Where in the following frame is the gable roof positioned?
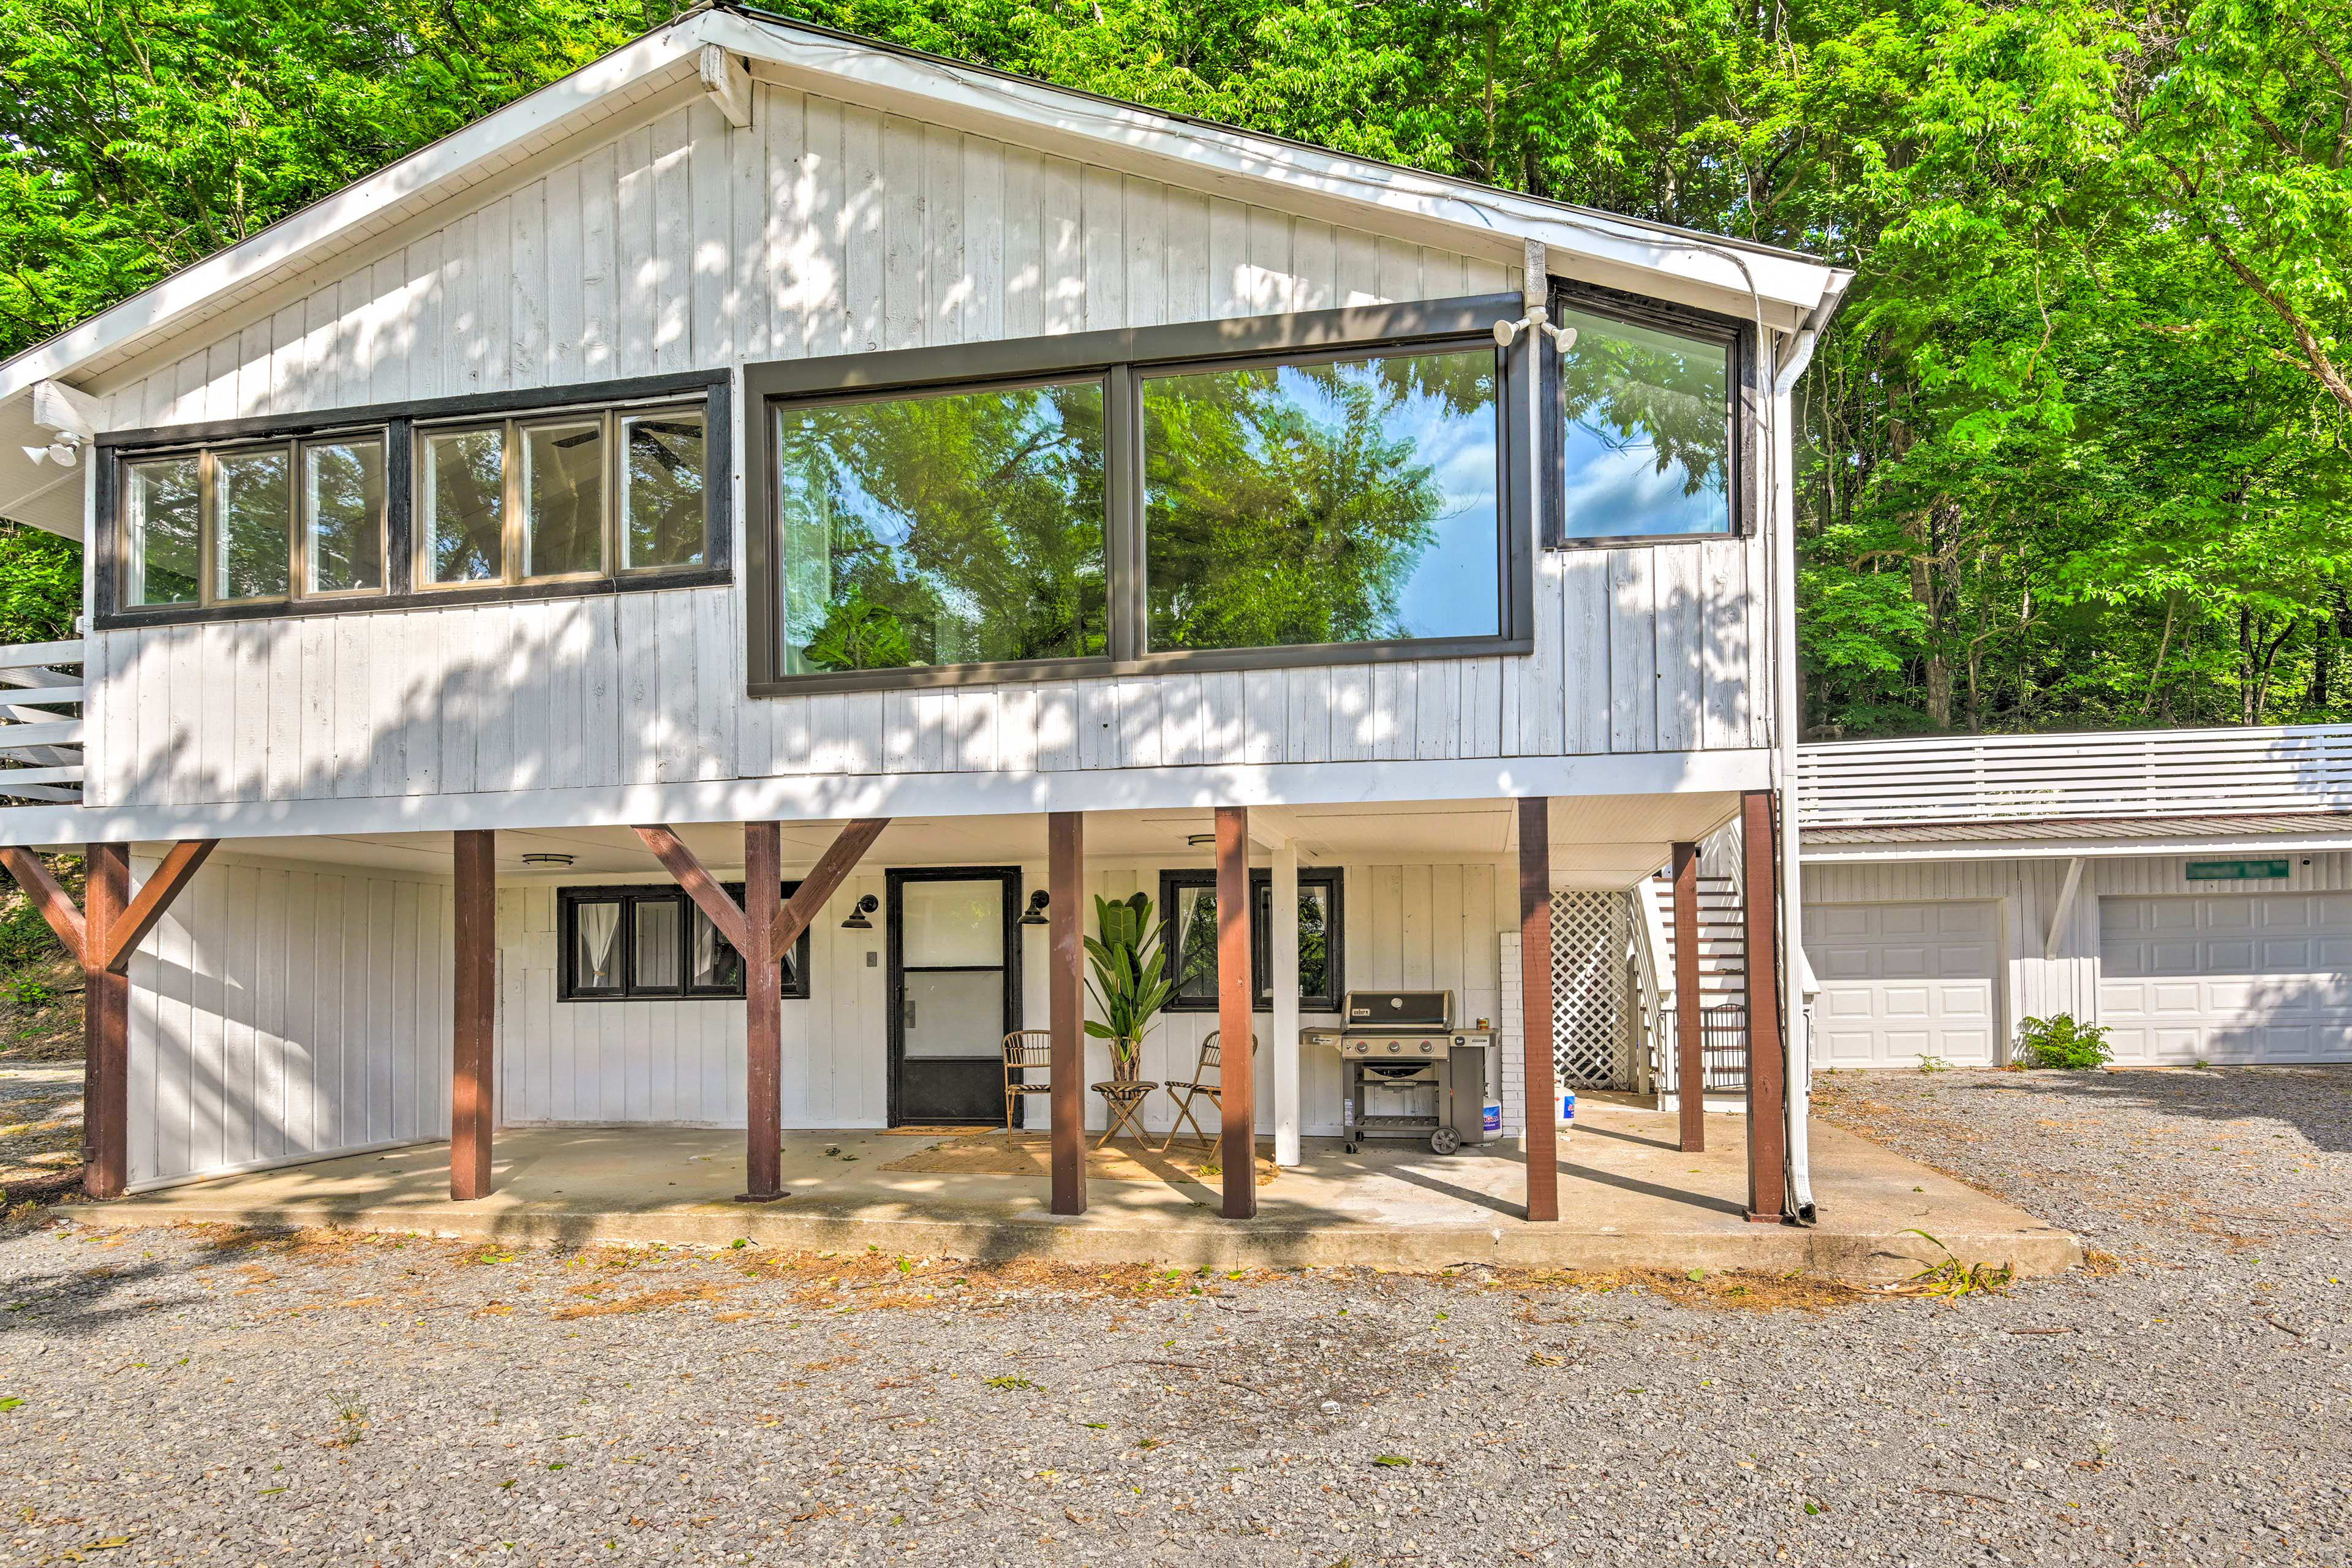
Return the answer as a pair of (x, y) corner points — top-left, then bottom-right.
(0, 2), (1847, 538)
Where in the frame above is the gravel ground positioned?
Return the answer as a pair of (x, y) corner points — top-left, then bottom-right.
(0, 1061), (83, 1199)
(1, 1066), (2347, 1566)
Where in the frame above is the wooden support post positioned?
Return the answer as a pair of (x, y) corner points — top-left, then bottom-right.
(1047, 812), (1086, 1215)
(1741, 790), (1788, 1224)
(1671, 840), (1705, 1154)
(742, 821), (785, 1203)
(1518, 797), (1560, 1223)
(775, 818), (888, 952)
(83, 846), (129, 1202)
(451, 831), (496, 1201)
(1215, 805), (1256, 1220)
(1268, 838), (1302, 1168)
(2, 840), (214, 1200)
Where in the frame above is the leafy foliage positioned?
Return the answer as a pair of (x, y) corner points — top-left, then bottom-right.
(1083, 892), (1173, 1065)
(2, 0), (2348, 731)
(2017, 1012), (2116, 1069)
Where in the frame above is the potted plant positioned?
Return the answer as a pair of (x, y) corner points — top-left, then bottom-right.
(1084, 892), (1174, 1083)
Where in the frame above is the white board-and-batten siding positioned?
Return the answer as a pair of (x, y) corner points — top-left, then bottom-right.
(495, 860), (1509, 1139)
(124, 856), (452, 1191)
(1803, 850), (2352, 1064)
(83, 77), (1768, 813)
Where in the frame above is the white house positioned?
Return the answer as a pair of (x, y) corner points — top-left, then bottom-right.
(0, 6), (1848, 1225)
(1800, 726), (2352, 1069)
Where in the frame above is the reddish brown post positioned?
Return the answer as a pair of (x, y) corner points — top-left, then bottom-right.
(1215, 805), (1256, 1220)
(1047, 812), (1087, 1215)
(450, 830), (496, 1201)
(1671, 840), (1705, 1154)
(1, 840), (215, 1200)
(1741, 790), (1787, 1223)
(83, 845), (130, 1200)
(1517, 796), (1559, 1223)
(742, 821), (786, 1202)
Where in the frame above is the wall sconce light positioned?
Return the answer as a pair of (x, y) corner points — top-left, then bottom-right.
(840, 893), (878, 930)
(1019, 890), (1051, 927)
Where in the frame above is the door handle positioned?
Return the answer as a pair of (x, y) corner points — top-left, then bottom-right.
(903, 997), (916, 1029)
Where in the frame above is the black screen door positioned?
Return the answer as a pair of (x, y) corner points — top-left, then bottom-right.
(888, 868), (1022, 1125)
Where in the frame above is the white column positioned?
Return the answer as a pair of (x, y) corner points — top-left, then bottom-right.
(1271, 839), (1302, 1166)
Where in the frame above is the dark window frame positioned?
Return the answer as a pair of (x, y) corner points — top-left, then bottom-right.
(1157, 866), (1345, 1014)
(1540, 279), (1758, 550)
(556, 880), (812, 1004)
(92, 369), (731, 630)
(744, 295), (1536, 696)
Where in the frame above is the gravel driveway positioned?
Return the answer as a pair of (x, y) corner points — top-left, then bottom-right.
(1, 1066), (2346, 1566)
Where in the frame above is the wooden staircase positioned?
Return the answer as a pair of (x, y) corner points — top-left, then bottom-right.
(1646, 870), (1751, 1091)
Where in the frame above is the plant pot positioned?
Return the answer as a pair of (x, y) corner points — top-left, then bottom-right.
(1110, 1044), (1141, 1085)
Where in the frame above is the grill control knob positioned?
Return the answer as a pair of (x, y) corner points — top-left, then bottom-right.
(1387, 1041), (1401, 1054)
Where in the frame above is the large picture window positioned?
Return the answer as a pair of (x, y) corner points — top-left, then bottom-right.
(1158, 867), (1343, 1013)
(558, 883), (812, 1003)
(1547, 288), (1744, 545)
(746, 296), (1536, 693)
(100, 371), (726, 628)
(774, 380), (1107, 675)
(1141, 347), (1501, 652)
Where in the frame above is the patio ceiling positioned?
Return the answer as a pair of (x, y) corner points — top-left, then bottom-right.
(137, 791), (1743, 884)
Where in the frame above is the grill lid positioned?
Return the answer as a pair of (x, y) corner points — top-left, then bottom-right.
(1343, 990), (1452, 1029)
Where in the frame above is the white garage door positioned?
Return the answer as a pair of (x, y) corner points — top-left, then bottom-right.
(1803, 902), (2000, 1068)
(2098, 893), (2352, 1064)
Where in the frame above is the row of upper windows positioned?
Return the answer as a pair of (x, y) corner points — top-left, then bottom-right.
(115, 397), (713, 611)
(101, 290), (1744, 691)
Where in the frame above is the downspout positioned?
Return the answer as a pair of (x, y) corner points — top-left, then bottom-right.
(1769, 271), (1852, 1226)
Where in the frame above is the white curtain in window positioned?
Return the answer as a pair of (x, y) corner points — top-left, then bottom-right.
(577, 901), (621, 987)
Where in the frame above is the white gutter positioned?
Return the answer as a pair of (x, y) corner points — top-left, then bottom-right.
(1769, 270), (1852, 1225)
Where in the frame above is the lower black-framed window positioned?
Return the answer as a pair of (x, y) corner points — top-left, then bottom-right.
(1158, 868), (1343, 1013)
(558, 883), (812, 1003)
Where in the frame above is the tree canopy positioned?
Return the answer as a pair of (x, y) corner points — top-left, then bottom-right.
(2, 0), (2347, 735)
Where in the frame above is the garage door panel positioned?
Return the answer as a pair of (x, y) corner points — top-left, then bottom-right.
(1877, 906), (1931, 937)
(1805, 902), (1998, 1069)
(2099, 894), (2352, 1065)
(1937, 984), (1991, 1017)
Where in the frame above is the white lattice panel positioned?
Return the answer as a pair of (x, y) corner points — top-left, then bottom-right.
(1551, 890), (1635, 1090)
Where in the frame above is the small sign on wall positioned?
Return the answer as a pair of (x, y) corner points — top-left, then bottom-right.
(2185, 859), (2290, 881)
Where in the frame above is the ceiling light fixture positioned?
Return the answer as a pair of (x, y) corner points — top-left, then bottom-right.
(519, 851), (575, 868)
(1184, 832), (1216, 849)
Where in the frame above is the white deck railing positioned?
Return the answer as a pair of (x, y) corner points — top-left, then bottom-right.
(1798, 723), (2352, 828)
(0, 638), (85, 804)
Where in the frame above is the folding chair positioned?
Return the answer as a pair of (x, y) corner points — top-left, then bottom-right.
(1158, 1029), (1257, 1152)
(1001, 1030), (1054, 1131)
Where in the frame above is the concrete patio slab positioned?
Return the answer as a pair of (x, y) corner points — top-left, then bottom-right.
(83, 1104), (2081, 1280)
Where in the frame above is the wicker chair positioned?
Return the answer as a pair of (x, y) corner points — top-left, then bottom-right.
(1001, 1030), (1055, 1131)
(1158, 1029), (1257, 1152)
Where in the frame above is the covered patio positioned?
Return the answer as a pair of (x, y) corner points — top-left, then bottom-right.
(32, 789), (1812, 1235)
(78, 1102), (2082, 1280)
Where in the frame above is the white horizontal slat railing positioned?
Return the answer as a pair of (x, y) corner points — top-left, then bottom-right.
(1798, 724), (2352, 828)
(0, 638), (85, 805)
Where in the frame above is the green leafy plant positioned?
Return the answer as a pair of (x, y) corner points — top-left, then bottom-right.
(1, 978), (55, 1011)
(2016, 1014), (2113, 1071)
(801, 595), (914, 673)
(1083, 892), (1172, 1077)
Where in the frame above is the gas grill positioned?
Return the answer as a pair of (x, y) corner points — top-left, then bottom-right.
(1305, 990), (1498, 1154)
